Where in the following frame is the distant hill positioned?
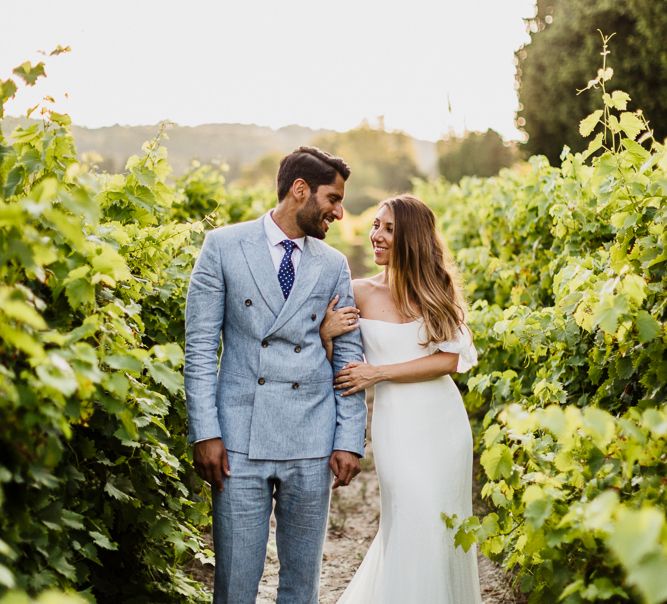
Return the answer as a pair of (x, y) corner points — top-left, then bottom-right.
(1, 117), (438, 180)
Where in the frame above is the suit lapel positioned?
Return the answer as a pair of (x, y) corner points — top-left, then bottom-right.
(240, 218), (284, 318)
(266, 236), (323, 337)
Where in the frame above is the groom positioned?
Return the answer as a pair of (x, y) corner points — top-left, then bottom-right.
(184, 146), (367, 603)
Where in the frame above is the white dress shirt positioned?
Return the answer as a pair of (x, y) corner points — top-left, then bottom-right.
(263, 211), (305, 274)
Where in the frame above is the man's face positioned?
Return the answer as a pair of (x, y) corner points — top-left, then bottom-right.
(295, 173), (345, 239)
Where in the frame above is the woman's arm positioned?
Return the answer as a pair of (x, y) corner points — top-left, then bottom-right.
(320, 291), (361, 362)
(333, 352), (458, 396)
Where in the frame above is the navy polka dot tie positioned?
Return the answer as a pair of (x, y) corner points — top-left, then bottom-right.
(278, 239), (296, 299)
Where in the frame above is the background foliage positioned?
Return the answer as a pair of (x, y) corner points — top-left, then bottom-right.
(312, 122), (424, 214)
(199, 122), (430, 216)
(0, 57), (272, 602)
(424, 44), (667, 603)
(516, 0), (667, 163)
(436, 128), (517, 183)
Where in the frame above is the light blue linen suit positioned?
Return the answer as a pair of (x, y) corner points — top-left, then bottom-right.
(184, 214), (367, 603)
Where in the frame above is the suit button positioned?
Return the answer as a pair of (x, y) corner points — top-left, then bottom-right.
(292, 382), (299, 389)
(261, 340), (269, 348)
(245, 299), (252, 306)
(258, 377), (265, 385)
(310, 313), (316, 321)
(294, 345), (301, 353)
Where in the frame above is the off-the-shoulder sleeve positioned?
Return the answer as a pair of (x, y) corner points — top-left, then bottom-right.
(436, 325), (478, 373)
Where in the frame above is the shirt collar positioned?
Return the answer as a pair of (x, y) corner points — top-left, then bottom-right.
(264, 211), (305, 250)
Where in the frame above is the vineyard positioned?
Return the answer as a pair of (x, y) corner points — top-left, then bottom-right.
(422, 44), (667, 603)
(1, 43), (666, 604)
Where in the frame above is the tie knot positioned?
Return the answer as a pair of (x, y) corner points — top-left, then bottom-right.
(281, 239), (297, 254)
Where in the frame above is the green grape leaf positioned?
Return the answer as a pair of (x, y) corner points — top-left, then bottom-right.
(102, 372), (129, 400)
(625, 553), (667, 604)
(48, 45), (72, 56)
(582, 132), (604, 160)
(523, 486), (553, 528)
(642, 409), (667, 436)
(35, 354), (77, 396)
(480, 444), (513, 480)
(104, 480), (134, 503)
(61, 510), (85, 530)
(116, 409), (139, 441)
(453, 528), (477, 552)
(610, 90), (631, 110)
(619, 112), (644, 140)
(145, 359), (183, 394)
(622, 138), (651, 163)
(104, 352), (144, 373)
(581, 577), (627, 600)
(65, 278), (95, 310)
(0, 78), (18, 104)
(49, 111), (71, 127)
(583, 407), (615, 449)
(0, 563), (15, 588)
(636, 311), (661, 344)
(51, 551), (77, 581)
(91, 246), (132, 282)
(88, 530), (118, 551)
(3, 165), (25, 198)
(0, 296), (47, 330)
(151, 342), (184, 366)
(12, 61), (46, 86)
(594, 294), (629, 334)
(608, 507), (663, 568)
(36, 591), (88, 604)
(579, 110), (603, 137)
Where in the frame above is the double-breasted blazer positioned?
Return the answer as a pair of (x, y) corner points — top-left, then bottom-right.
(184, 215), (367, 460)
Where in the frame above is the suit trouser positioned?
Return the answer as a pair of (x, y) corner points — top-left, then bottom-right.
(212, 451), (332, 604)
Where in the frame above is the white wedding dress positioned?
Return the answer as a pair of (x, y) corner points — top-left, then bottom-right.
(337, 318), (483, 604)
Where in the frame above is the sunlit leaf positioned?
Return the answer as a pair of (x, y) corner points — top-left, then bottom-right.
(579, 110), (603, 137)
(12, 61), (46, 86)
(480, 444), (513, 481)
(619, 112), (644, 140)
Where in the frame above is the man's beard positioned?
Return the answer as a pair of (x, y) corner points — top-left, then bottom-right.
(296, 193), (327, 240)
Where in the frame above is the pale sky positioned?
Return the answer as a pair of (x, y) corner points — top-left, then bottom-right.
(2, 0), (536, 142)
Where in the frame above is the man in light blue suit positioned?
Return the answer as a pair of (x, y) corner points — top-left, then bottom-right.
(184, 147), (367, 603)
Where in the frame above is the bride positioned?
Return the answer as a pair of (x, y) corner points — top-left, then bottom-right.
(320, 194), (482, 603)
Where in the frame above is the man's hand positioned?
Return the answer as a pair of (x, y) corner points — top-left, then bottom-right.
(193, 438), (231, 492)
(329, 450), (361, 489)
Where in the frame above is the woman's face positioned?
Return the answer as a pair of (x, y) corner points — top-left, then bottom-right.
(370, 204), (394, 266)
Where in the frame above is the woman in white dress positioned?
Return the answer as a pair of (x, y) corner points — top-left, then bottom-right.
(320, 194), (482, 604)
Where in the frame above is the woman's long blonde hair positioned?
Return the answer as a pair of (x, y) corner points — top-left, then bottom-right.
(381, 195), (467, 345)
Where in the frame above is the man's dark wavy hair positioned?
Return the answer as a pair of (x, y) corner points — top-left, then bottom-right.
(276, 146), (350, 202)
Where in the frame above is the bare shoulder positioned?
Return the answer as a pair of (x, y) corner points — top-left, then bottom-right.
(351, 277), (373, 295)
(352, 274), (384, 305)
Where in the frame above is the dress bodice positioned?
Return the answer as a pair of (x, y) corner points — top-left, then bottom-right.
(359, 319), (428, 366)
(359, 318), (478, 373)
